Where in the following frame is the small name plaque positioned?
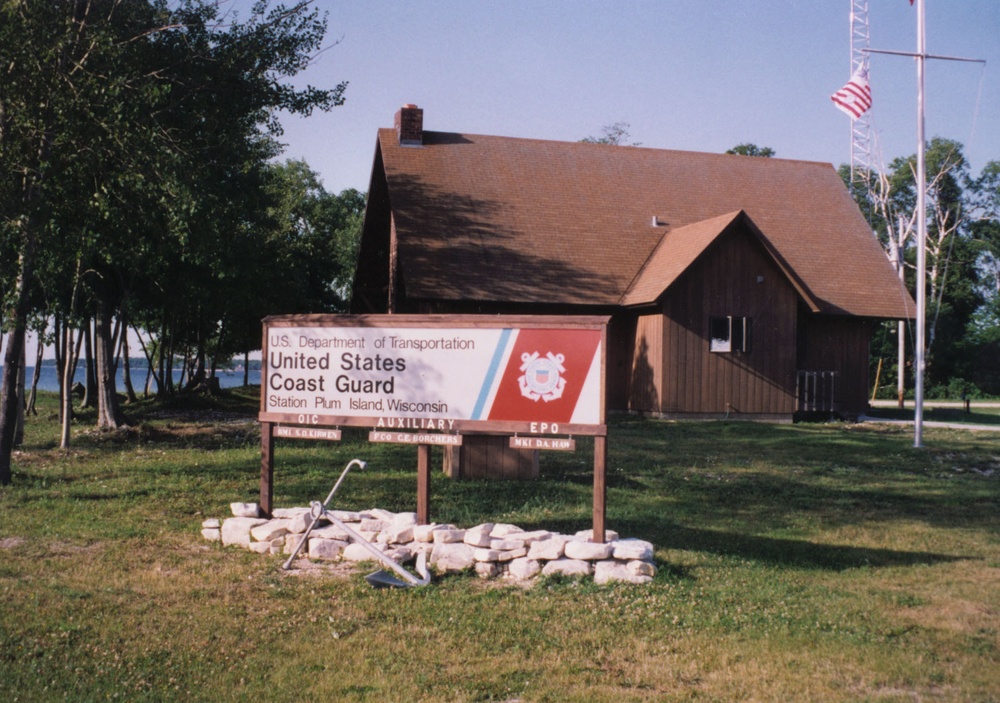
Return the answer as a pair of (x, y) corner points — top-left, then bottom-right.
(510, 436), (576, 451)
(368, 431), (463, 446)
(275, 426), (342, 441)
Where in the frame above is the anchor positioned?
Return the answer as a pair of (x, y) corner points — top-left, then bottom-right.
(282, 459), (431, 588)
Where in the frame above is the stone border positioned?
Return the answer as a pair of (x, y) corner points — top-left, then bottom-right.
(203, 502), (656, 585)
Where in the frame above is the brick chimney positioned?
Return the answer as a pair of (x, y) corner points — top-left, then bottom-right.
(394, 104), (423, 146)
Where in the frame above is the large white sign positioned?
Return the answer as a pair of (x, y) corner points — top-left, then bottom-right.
(260, 316), (606, 434)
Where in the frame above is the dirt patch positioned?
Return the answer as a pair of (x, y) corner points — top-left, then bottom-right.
(0, 537), (26, 550)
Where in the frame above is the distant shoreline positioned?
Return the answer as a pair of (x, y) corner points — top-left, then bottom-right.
(1, 364), (261, 393)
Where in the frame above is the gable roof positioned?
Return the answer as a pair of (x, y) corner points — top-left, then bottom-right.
(372, 128), (913, 319)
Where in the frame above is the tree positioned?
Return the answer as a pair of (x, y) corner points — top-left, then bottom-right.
(0, 0), (346, 481)
(1, 0), (108, 481)
(969, 160), (1000, 298)
(581, 122), (641, 146)
(841, 139), (994, 398)
(887, 139), (983, 388)
(726, 143), (775, 158)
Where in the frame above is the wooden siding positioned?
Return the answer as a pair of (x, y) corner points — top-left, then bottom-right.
(443, 436), (539, 480)
(796, 314), (874, 414)
(630, 225), (799, 415)
(606, 314), (636, 410)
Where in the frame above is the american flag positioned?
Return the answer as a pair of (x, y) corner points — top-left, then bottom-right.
(831, 69), (872, 119)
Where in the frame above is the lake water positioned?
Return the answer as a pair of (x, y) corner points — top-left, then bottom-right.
(2, 364), (260, 393)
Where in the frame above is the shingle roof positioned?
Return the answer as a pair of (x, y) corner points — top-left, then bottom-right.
(377, 128), (914, 318)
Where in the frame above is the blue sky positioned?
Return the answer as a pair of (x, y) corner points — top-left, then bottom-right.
(278, 0), (999, 195)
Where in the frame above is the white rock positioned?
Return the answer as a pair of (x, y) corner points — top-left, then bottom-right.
(309, 539), (348, 560)
(230, 502), (260, 518)
(343, 543), (385, 562)
(385, 546), (414, 564)
(430, 542), (475, 573)
(475, 562), (500, 579)
(502, 547), (527, 560)
(490, 523), (524, 538)
(527, 535), (570, 560)
(541, 559), (592, 578)
(201, 518), (221, 529)
(311, 523), (352, 541)
(369, 508), (397, 522)
(612, 539), (654, 561)
(490, 538), (525, 551)
(469, 522), (495, 536)
(574, 528), (619, 543)
(272, 507), (310, 519)
(432, 529), (466, 544)
(385, 525), (414, 545)
(359, 518), (386, 532)
(564, 540), (614, 561)
(284, 534), (302, 554)
(285, 511), (314, 534)
(221, 517), (267, 547)
(627, 560), (657, 578)
(269, 538), (284, 555)
(594, 560), (653, 585)
(410, 541), (434, 556)
(391, 512), (418, 529)
(250, 520), (289, 543)
(329, 510), (364, 522)
(507, 557), (542, 580)
(473, 548), (501, 562)
(517, 530), (554, 545)
(463, 531), (493, 548)
(201, 528), (221, 541)
(248, 541), (272, 554)
(413, 524), (442, 542)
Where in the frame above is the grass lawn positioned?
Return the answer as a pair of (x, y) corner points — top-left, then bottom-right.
(1, 389), (998, 702)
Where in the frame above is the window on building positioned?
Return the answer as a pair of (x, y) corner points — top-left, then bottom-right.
(709, 316), (750, 353)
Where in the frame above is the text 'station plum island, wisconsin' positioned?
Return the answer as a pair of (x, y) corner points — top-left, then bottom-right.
(257, 315), (611, 538)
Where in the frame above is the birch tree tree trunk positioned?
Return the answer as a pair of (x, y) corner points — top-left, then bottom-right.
(0, 242), (38, 484)
(94, 296), (124, 430)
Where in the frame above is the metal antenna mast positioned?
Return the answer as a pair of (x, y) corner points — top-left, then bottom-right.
(849, 0), (873, 183)
(850, 0), (909, 411)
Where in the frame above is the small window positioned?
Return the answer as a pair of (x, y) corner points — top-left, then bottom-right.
(709, 316), (751, 353)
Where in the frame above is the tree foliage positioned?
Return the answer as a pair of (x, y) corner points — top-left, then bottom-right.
(0, 0), (353, 481)
(842, 139), (999, 397)
(581, 122), (641, 146)
(726, 143), (776, 158)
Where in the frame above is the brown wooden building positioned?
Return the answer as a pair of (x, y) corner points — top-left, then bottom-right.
(351, 105), (914, 429)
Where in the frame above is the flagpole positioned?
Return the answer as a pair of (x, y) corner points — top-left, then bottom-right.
(861, 3), (984, 448)
(913, 0), (926, 447)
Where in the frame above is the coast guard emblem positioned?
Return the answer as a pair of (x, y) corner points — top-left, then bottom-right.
(519, 351), (566, 402)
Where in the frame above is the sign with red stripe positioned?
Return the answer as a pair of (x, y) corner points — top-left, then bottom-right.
(260, 315), (606, 435)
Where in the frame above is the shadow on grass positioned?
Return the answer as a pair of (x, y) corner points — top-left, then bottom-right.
(532, 517), (972, 571)
(865, 407), (1000, 426)
(647, 522), (971, 570)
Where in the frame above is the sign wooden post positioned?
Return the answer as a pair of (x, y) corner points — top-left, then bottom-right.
(593, 435), (607, 544)
(260, 422), (274, 518)
(416, 444), (431, 525)
(258, 315), (610, 539)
